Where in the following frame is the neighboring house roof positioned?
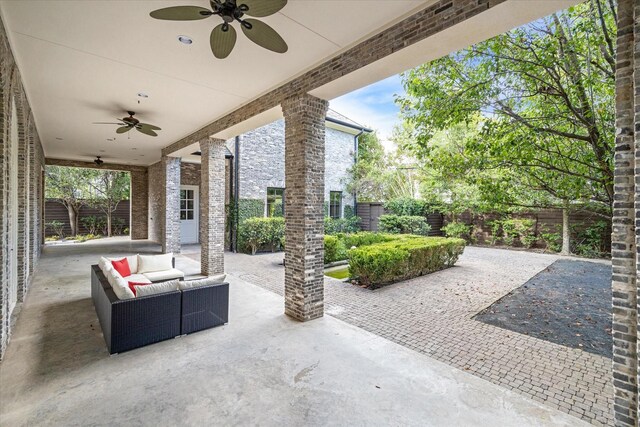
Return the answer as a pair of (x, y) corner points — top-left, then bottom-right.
(326, 109), (372, 134)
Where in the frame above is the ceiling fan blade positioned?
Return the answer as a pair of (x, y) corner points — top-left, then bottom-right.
(240, 0), (287, 17)
(150, 6), (212, 21)
(210, 23), (237, 59)
(138, 123), (162, 131)
(136, 126), (158, 137)
(242, 19), (288, 54)
(93, 122), (123, 125)
(116, 126), (133, 134)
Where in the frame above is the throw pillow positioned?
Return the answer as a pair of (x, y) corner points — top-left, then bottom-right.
(112, 275), (135, 300)
(178, 274), (227, 290)
(137, 253), (173, 273)
(134, 279), (180, 297)
(128, 281), (151, 297)
(110, 255), (138, 274)
(111, 258), (131, 277)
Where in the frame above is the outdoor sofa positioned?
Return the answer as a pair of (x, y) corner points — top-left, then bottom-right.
(91, 254), (229, 354)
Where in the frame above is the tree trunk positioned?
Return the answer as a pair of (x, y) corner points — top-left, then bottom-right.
(67, 205), (78, 236)
(560, 200), (571, 255)
(107, 213), (112, 237)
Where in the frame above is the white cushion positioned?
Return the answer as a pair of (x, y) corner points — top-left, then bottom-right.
(105, 266), (120, 288)
(109, 255), (139, 274)
(142, 268), (184, 282)
(138, 253), (173, 273)
(178, 274), (226, 290)
(134, 279), (180, 298)
(122, 274), (152, 284)
(99, 257), (110, 273)
(112, 275), (135, 300)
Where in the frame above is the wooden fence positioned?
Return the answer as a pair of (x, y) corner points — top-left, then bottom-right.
(44, 199), (130, 236)
(356, 202), (444, 236)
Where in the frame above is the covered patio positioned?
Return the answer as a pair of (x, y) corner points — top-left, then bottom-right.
(0, 240), (585, 426)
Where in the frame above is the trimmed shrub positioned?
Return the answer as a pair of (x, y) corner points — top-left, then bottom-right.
(324, 235), (348, 264)
(349, 236), (466, 289)
(238, 217), (284, 254)
(341, 232), (394, 248)
(324, 216), (360, 235)
(379, 214), (431, 235)
(46, 220), (65, 237)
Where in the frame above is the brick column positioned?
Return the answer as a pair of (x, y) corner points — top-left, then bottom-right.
(200, 138), (226, 276)
(612, 0), (637, 425)
(162, 156), (181, 254)
(130, 169), (148, 240)
(282, 93), (328, 321)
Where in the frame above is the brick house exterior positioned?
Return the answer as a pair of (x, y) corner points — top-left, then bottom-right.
(146, 110), (367, 248)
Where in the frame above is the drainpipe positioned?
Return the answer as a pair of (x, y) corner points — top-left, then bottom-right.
(233, 135), (241, 252)
(353, 129), (364, 217)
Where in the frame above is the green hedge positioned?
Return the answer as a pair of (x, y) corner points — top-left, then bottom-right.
(324, 235), (348, 264)
(379, 214), (431, 235)
(324, 216), (360, 235)
(323, 232), (395, 263)
(349, 236), (465, 289)
(238, 217), (284, 254)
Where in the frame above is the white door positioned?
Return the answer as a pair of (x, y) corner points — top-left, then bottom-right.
(8, 99), (18, 314)
(180, 186), (199, 244)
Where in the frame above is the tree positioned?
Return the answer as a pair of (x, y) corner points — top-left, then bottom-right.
(396, 0), (616, 254)
(87, 171), (130, 237)
(45, 166), (93, 236)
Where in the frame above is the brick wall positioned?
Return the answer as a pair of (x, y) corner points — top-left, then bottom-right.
(0, 14), (45, 359)
(147, 161), (164, 244)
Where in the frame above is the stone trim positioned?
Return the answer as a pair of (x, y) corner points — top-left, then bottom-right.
(282, 94), (328, 321)
(162, 0), (506, 156)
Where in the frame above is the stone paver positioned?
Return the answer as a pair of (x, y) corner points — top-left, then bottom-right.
(212, 246), (613, 426)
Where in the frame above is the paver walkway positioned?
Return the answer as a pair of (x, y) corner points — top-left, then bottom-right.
(210, 246), (613, 426)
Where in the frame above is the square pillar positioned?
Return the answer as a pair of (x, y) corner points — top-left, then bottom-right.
(612, 0), (638, 425)
(200, 138), (226, 276)
(130, 169), (149, 240)
(282, 93), (328, 321)
(162, 156), (181, 254)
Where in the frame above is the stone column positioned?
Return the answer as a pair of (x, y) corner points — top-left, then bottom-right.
(162, 156), (181, 254)
(282, 93), (328, 321)
(130, 169), (149, 240)
(200, 138), (226, 276)
(612, 0), (637, 425)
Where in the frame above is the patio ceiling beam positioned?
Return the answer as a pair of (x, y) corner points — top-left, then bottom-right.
(45, 158), (147, 173)
(161, 0), (507, 156)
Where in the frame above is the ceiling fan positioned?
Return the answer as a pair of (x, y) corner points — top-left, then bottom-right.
(93, 111), (161, 137)
(150, 0), (288, 59)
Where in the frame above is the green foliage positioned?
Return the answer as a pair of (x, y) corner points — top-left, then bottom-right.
(112, 218), (126, 235)
(75, 234), (101, 243)
(384, 198), (430, 216)
(341, 232), (394, 249)
(349, 236), (466, 289)
(46, 220), (65, 237)
(397, 1), (616, 221)
(540, 231), (562, 253)
(238, 217), (284, 255)
(487, 218), (536, 248)
(442, 222), (471, 240)
(324, 235), (348, 264)
(81, 215), (106, 235)
(237, 199), (265, 224)
(86, 170), (130, 237)
(572, 220), (609, 258)
(379, 215), (431, 235)
(324, 216), (360, 235)
(344, 205), (355, 219)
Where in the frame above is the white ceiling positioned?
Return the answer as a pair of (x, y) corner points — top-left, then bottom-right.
(0, 0), (426, 166)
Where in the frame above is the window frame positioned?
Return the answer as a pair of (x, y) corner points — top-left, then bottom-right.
(329, 191), (342, 219)
(266, 187), (285, 217)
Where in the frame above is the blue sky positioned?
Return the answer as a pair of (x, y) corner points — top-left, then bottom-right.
(330, 74), (405, 149)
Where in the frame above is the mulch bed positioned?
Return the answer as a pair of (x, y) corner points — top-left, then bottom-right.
(474, 259), (612, 358)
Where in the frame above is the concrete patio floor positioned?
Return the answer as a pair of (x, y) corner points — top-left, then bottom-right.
(0, 239), (587, 426)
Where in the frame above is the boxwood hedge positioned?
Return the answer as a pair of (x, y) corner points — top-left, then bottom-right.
(348, 236), (465, 289)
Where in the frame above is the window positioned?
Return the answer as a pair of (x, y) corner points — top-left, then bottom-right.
(266, 187), (284, 217)
(180, 189), (195, 220)
(329, 191), (342, 219)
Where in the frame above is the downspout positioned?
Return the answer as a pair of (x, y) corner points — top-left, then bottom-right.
(233, 135), (241, 252)
(353, 129), (364, 217)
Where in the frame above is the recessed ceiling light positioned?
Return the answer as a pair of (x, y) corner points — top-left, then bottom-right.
(137, 92), (148, 98)
(178, 35), (193, 45)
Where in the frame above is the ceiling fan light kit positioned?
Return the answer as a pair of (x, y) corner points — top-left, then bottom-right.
(150, 0), (288, 59)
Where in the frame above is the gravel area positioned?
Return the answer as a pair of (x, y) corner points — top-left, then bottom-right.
(475, 259), (612, 358)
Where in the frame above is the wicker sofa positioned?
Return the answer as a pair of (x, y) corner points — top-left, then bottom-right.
(91, 264), (229, 354)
